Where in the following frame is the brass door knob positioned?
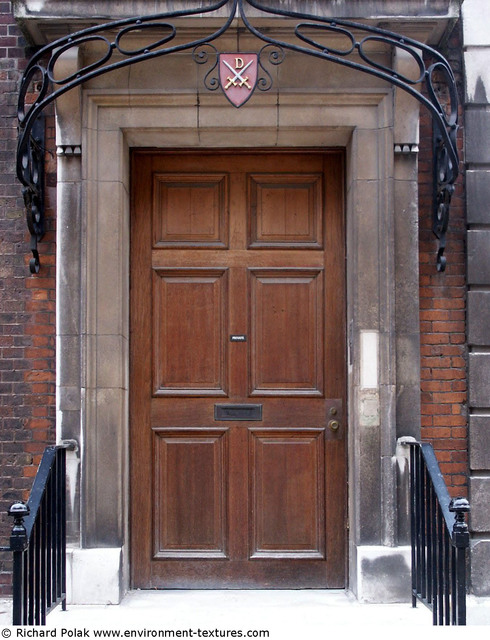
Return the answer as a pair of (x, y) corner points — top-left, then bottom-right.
(328, 419), (340, 432)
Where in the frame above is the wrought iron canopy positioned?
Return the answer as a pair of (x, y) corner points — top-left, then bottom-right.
(16, 0), (459, 273)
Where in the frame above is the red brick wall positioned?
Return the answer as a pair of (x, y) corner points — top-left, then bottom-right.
(418, 23), (468, 497)
(0, 1), (56, 594)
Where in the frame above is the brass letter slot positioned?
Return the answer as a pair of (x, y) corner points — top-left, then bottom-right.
(214, 404), (262, 421)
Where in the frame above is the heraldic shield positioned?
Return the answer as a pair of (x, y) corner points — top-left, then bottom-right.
(219, 53), (258, 107)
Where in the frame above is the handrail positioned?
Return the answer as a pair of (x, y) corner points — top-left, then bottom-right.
(418, 443), (456, 534)
(5, 444), (70, 626)
(407, 440), (470, 625)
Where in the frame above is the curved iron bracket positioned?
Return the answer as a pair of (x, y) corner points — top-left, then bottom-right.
(16, 0), (459, 272)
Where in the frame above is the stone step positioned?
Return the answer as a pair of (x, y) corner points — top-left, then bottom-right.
(3, 592), (490, 632)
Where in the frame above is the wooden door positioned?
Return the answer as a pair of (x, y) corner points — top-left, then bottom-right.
(130, 151), (346, 588)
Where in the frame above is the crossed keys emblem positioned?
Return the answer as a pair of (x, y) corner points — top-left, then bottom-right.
(218, 53), (258, 108)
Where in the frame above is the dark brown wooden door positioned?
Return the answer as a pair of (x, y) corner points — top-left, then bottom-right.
(130, 151), (346, 588)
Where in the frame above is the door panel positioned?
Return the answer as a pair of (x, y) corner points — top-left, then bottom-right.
(152, 269), (228, 395)
(131, 151), (346, 589)
(250, 429), (325, 559)
(250, 269), (323, 395)
(153, 174), (228, 247)
(153, 428), (228, 558)
(248, 173), (323, 248)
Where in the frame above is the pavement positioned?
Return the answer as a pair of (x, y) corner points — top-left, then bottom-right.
(0, 590), (489, 638)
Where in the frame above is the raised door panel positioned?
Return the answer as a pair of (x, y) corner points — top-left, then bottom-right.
(153, 429), (228, 558)
(248, 173), (323, 248)
(153, 174), (228, 248)
(152, 268), (228, 396)
(249, 429), (325, 558)
(249, 269), (324, 396)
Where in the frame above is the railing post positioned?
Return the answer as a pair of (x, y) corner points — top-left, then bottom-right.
(449, 497), (470, 626)
(409, 444), (417, 608)
(8, 502), (30, 626)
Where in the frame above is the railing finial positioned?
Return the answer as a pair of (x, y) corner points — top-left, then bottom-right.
(449, 497), (470, 546)
(8, 502), (30, 552)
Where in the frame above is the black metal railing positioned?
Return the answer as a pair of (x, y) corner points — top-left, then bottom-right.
(408, 441), (470, 625)
(4, 445), (68, 625)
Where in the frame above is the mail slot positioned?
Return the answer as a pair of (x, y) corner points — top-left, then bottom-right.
(214, 404), (263, 421)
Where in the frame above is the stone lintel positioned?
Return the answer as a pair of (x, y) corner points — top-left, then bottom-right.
(14, 1), (458, 46)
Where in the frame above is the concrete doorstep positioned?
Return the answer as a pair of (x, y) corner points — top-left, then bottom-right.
(0, 591), (490, 637)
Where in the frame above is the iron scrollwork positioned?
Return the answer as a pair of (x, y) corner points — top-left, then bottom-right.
(239, 0), (459, 271)
(17, 0), (237, 273)
(16, 0), (459, 272)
